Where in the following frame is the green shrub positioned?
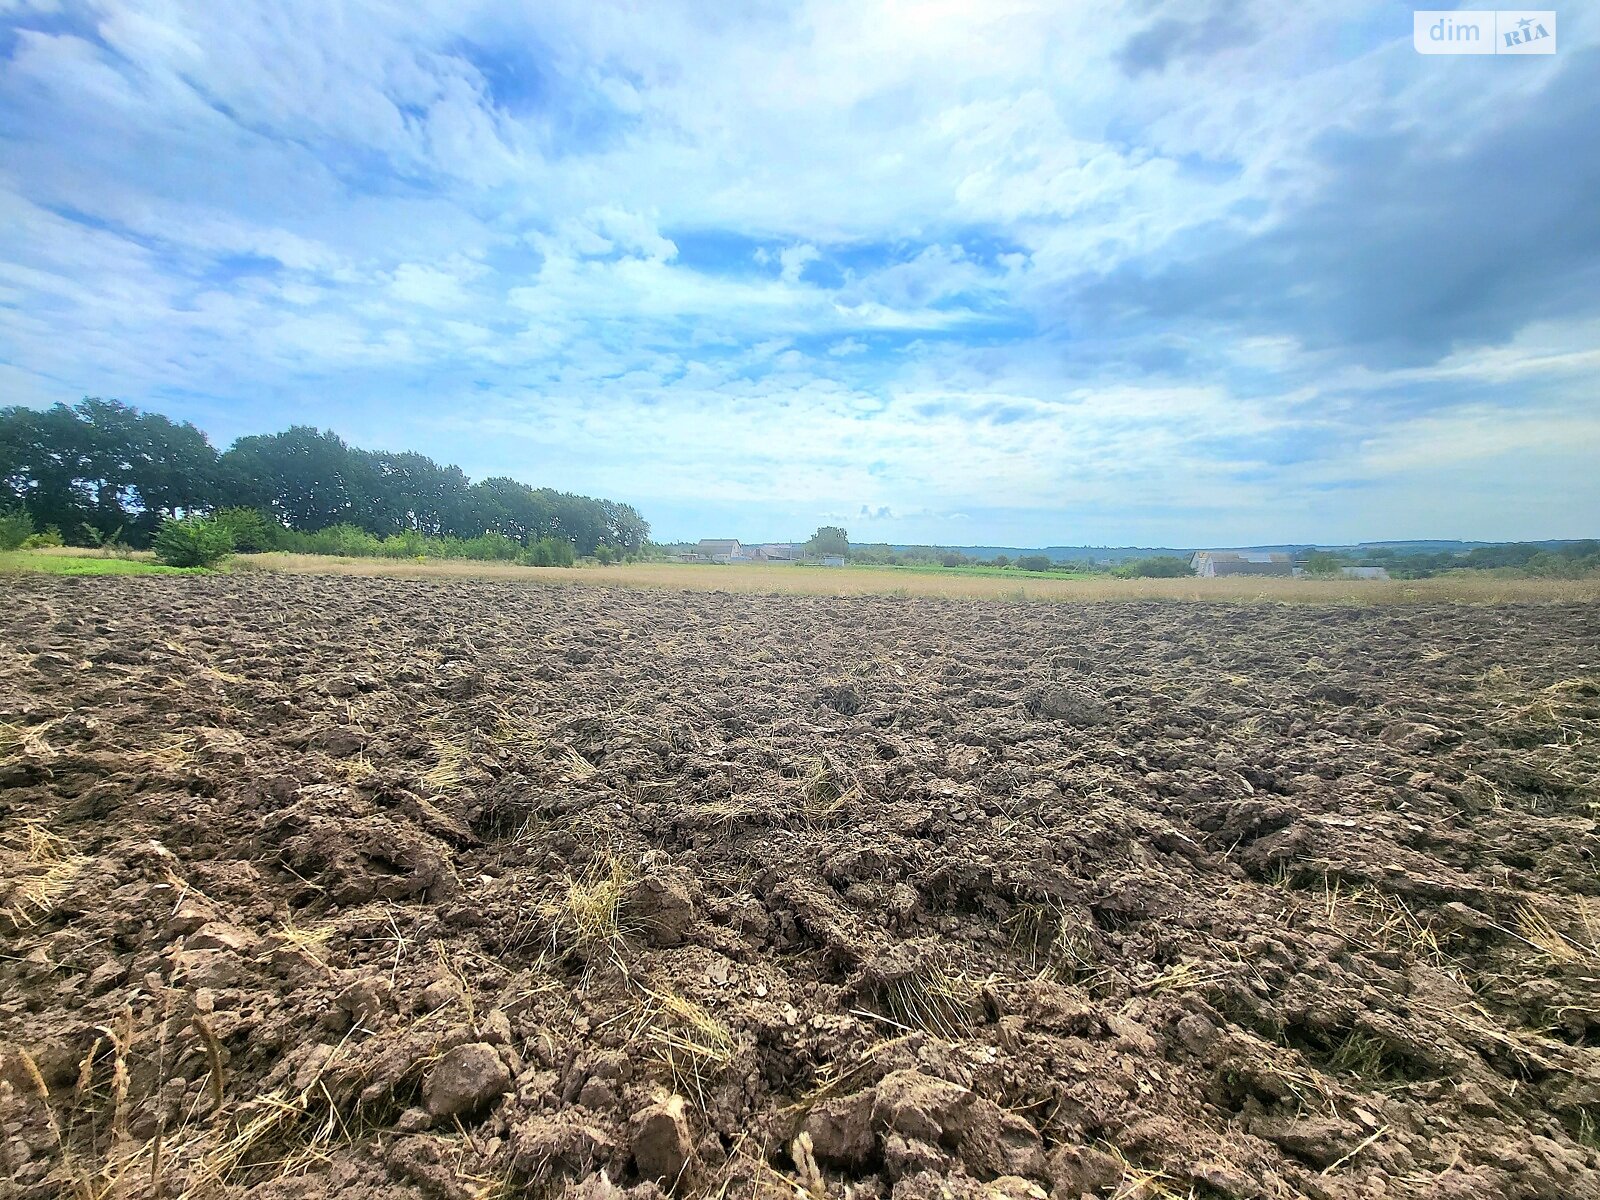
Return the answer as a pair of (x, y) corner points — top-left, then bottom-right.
(21, 525), (64, 549)
(243, 520), (578, 567)
(381, 529), (428, 558)
(152, 516), (234, 567)
(213, 507), (277, 552)
(0, 509), (34, 550)
(1016, 555), (1051, 572)
(518, 537), (576, 567)
(300, 523), (381, 557)
(80, 523), (125, 555)
(1114, 555), (1193, 578)
(456, 531), (522, 561)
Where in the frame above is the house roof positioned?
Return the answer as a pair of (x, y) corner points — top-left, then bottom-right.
(697, 539), (741, 553)
(1192, 550), (1292, 564)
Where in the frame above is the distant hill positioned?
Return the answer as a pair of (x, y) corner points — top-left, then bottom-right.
(869, 539), (1593, 563)
(679, 537), (1596, 564)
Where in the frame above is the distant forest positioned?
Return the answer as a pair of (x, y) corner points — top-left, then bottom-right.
(0, 398), (648, 556)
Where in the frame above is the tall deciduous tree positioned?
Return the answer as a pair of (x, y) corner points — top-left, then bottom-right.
(0, 399), (650, 553)
(806, 525), (849, 557)
(0, 398), (220, 542)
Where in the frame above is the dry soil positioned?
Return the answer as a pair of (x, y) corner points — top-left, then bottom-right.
(2, 574), (1598, 1200)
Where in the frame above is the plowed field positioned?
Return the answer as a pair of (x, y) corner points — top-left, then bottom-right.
(2, 575), (1598, 1200)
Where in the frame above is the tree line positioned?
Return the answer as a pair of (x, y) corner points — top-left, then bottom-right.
(0, 398), (648, 558)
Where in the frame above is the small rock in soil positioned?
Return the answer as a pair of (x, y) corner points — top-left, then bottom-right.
(630, 1094), (693, 1185)
(423, 1042), (511, 1118)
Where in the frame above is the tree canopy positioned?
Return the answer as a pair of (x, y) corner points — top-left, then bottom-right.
(0, 398), (648, 556)
(806, 525), (849, 557)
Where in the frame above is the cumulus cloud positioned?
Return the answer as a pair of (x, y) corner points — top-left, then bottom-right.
(1079, 48), (1600, 367)
(0, 0), (1595, 543)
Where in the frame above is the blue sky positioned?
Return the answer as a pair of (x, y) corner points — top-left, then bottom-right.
(1, 1), (1596, 546)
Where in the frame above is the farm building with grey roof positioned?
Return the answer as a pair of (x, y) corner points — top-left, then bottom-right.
(1190, 550), (1295, 577)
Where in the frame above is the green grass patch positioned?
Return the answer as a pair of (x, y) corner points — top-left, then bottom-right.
(0, 551), (209, 577)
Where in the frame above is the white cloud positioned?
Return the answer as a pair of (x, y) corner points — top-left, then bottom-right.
(778, 243), (819, 284)
(0, 0), (1593, 543)
(390, 260), (482, 309)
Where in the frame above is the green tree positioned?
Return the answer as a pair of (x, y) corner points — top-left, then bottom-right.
(152, 515), (234, 567)
(76, 398), (219, 539)
(806, 525), (849, 558)
(0, 398), (219, 545)
(0, 508), (33, 550)
(1016, 554), (1050, 572)
(213, 507), (277, 551)
(3, 398), (647, 558)
(220, 426), (370, 531)
(600, 500), (649, 554)
(1304, 551), (1345, 577)
(365, 451), (472, 536)
(469, 476), (554, 543)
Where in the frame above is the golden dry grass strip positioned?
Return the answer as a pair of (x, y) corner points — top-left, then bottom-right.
(239, 554), (1600, 604)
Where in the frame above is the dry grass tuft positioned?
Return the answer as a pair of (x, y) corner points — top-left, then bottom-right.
(136, 734), (199, 773)
(878, 963), (987, 1040)
(795, 756), (859, 826)
(484, 705), (548, 761)
(1101, 1145), (1196, 1200)
(2, 1010), (187, 1200)
(1473, 673), (1600, 812)
(554, 745), (598, 781)
(1301, 877), (1453, 969)
(269, 918), (336, 972)
(541, 855), (637, 972)
(171, 1027), (394, 1195)
(1516, 899), (1600, 966)
(1320, 1029), (1396, 1079)
(631, 984), (735, 1109)
(0, 717), (57, 758)
(421, 734), (471, 794)
(1137, 961), (1228, 995)
(1004, 899), (1100, 986)
(1, 821), (87, 930)
(691, 796), (768, 828)
(332, 752), (377, 784)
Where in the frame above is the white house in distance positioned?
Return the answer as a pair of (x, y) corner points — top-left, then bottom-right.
(1192, 550), (1391, 580)
(687, 540), (803, 563)
(696, 539), (742, 563)
(1191, 550), (1295, 577)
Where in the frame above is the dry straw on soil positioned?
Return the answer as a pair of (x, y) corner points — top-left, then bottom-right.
(239, 553), (1600, 604)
